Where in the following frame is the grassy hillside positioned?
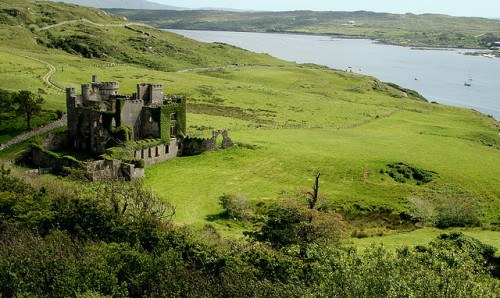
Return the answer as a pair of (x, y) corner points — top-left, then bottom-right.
(105, 9), (500, 48)
(1, 0), (499, 242)
(0, 0), (292, 71)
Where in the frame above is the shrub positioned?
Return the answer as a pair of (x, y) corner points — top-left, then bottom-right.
(408, 196), (482, 228)
(219, 193), (253, 220)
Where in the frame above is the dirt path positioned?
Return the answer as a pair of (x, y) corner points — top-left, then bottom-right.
(39, 19), (151, 31)
(0, 114), (67, 151)
(17, 55), (64, 92)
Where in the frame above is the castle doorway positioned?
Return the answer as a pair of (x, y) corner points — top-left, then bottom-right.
(216, 133), (224, 149)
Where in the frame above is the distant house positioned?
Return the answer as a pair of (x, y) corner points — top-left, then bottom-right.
(348, 21), (357, 25)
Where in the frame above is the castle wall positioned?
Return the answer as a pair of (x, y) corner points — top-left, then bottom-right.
(140, 108), (160, 139)
(134, 139), (180, 167)
(121, 100), (144, 140)
(86, 159), (145, 181)
(182, 130), (234, 156)
(67, 108), (109, 155)
(150, 84), (164, 106)
(32, 146), (82, 173)
(42, 131), (70, 151)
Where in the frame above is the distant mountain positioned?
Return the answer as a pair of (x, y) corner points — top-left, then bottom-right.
(45, 0), (185, 10)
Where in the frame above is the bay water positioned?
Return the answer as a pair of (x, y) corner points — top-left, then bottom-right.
(166, 29), (500, 121)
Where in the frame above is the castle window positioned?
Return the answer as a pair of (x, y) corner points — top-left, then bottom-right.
(99, 115), (103, 123)
(99, 130), (103, 137)
(141, 149), (144, 159)
(155, 146), (160, 157)
(93, 121), (97, 128)
(149, 116), (153, 123)
(170, 126), (177, 138)
(170, 113), (177, 120)
(165, 144), (169, 154)
(148, 148), (152, 158)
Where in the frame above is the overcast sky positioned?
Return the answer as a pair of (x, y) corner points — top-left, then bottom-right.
(156, 0), (500, 18)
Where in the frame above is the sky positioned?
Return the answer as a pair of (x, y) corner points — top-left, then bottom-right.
(156, 0), (500, 18)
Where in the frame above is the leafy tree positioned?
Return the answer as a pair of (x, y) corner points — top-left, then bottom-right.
(247, 200), (344, 256)
(14, 90), (45, 130)
(0, 89), (12, 114)
(0, 89), (13, 127)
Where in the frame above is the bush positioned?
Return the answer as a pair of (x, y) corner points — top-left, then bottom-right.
(408, 196), (482, 228)
(219, 193), (253, 220)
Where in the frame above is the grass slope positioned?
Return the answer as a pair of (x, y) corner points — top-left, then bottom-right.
(0, 0), (498, 246)
(106, 9), (500, 48)
(0, 0), (292, 72)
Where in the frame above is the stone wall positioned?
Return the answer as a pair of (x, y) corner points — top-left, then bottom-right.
(32, 146), (82, 173)
(182, 130), (234, 156)
(121, 100), (145, 140)
(86, 159), (145, 181)
(134, 139), (180, 167)
(42, 131), (70, 151)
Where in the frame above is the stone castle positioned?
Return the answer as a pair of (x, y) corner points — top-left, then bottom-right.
(66, 75), (186, 155)
(31, 76), (234, 180)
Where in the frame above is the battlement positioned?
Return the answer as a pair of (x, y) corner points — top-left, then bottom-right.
(93, 82), (120, 89)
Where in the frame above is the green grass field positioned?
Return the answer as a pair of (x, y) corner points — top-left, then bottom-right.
(351, 227), (500, 256)
(1, 0), (499, 250)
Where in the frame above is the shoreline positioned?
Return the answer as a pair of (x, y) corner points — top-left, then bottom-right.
(161, 27), (493, 52)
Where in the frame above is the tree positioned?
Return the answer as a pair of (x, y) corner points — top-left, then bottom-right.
(247, 173), (344, 257)
(247, 200), (344, 258)
(14, 90), (45, 130)
(0, 89), (13, 113)
(0, 89), (13, 127)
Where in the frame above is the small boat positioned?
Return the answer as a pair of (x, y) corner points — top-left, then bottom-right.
(464, 69), (472, 86)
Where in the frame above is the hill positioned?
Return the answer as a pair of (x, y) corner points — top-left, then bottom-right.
(0, 0), (292, 71)
(45, 0), (185, 10)
(104, 9), (500, 48)
(1, 0), (499, 236)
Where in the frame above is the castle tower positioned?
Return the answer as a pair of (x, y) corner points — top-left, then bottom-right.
(81, 84), (91, 105)
(150, 84), (164, 106)
(66, 87), (76, 108)
(95, 82), (119, 100)
(137, 83), (164, 106)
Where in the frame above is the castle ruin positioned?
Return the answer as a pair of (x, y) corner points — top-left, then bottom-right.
(31, 76), (234, 180)
(66, 75), (186, 155)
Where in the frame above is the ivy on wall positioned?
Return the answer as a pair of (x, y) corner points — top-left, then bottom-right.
(155, 96), (187, 139)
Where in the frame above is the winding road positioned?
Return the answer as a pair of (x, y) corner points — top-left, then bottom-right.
(20, 55), (64, 92)
(39, 18), (151, 31)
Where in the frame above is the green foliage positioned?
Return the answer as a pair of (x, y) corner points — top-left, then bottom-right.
(247, 200), (344, 252)
(424, 232), (497, 265)
(0, 167), (499, 297)
(0, 88), (12, 114)
(384, 162), (439, 184)
(312, 241), (500, 297)
(157, 96), (186, 139)
(13, 90), (45, 130)
(408, 195), (483, 228)
(112, 125), (134, 143)
(219, 193), (253, 220)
